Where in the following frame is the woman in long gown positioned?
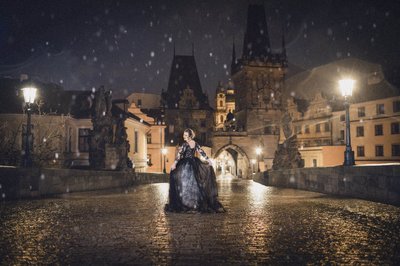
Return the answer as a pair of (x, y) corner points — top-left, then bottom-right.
(165, 128), (225, 213)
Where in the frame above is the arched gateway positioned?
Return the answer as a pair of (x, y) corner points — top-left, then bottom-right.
(213, 144), (251, 178)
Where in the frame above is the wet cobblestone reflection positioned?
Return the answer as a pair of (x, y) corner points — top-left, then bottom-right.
(1, 178), (399, 264)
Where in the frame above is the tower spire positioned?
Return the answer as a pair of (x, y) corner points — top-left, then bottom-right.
(231, 37), (236, 74)
(242, 4), (271, 59)
(281, 24), (286, 58)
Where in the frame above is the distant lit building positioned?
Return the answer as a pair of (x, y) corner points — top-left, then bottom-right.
(214, 81), (235, 130)
(285, 58), (400, 167)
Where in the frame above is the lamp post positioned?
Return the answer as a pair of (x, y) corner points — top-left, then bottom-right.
(255, 147), (262, 172)
(22, 86), (37, 167)
(339, 79), (355, 166)
(251, 159), (256, 174)
(161, 147), (167, 173)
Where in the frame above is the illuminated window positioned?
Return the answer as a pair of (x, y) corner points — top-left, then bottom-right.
(358, 107), (365, 117)
(146, 133), (152, 144)
(393, 100), (400, 113)
(78, 128), (90, 152)
(375, 124), (383, 136)
(356, 126), (364, 137)
(357, 146), (365, 157)
(305, 125), (310, 134)
(375, 145), (384, 157)
(391, 123), (400, 134)
(219, 100), (223, 107)
(392, 144), (400, 156)
(324, 122), (330, 132)
(376, 104), (385, 115)
(316, 124), (321, 133)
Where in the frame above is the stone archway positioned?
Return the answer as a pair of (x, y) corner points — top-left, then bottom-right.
(213, 144), (251, 178)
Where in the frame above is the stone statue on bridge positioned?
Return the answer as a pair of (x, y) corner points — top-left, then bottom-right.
(272, 111), (304, 170)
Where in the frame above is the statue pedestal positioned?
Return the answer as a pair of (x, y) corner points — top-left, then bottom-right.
(105, 144), (127, 170)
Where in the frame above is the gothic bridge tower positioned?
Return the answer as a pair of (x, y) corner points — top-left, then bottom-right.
(212, 4), (287, 178)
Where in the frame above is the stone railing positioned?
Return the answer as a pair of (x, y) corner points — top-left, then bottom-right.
(0, 166), (168, 200)
(253, 164), (400, 206)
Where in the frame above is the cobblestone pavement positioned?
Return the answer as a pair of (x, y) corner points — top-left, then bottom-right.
(1, 177), (400, 265)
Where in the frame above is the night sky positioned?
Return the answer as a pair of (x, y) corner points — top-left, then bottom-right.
(1, 0), (399, 100)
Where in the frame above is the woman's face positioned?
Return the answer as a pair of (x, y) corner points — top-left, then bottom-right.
(183, 132), (190, 141)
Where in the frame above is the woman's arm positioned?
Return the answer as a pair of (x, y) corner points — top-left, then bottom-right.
(195, 143), (213, 166)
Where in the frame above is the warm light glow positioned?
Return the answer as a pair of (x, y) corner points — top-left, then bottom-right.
(255, 147), (262, 155)
(251, 159), (257, 164)
(161, 148), (167, 155)
(339, 79), (355, 97)
(22, 87), (37, 104)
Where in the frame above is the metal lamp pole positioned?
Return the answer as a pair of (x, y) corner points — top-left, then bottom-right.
(161, 148), (167, 173)
(339, 79), (355, 166)
(22, 86), (37, 168)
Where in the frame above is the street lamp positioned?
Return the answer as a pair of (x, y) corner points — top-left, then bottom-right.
(250, 159), (256, 174)
(339, 79), (355, 166)
(22, 86), (37, 167)
(255, 147), (262, 172)
(161, 147), (167, 173)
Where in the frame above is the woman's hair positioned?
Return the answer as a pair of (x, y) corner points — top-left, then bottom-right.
(184, 128), (196, 139)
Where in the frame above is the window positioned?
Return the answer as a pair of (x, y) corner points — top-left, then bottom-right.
(357, 146), (365, 157)
(375, 145), (384, 157)
(392, 144), (400, 156)
(375, 124), (383, 136)
(391, 122), (400, 134)
(340, 114), (345, 122)
(339, 130), (344, 141)
(376, 104), (385, 115)
(200, 119), (206, 128)
(169, 125), (174, 133)
(356, 126), (364, 137)
(316, 124), (321, 133)
(312, 159), (317, 167)
(134, 131), (138, 153)
(146, 133), (152, 144)
(137, 99), (142, 107)
(78, 128), (90, 152)
(358, 107), (365, 117)
(219, 100), (223, 107)
(324, 122), (330, 132)
(305, 125), (310, 134)
(220, 115), (224, 123)
(393, 100), (400, 113)
(295, 125), (302, 134)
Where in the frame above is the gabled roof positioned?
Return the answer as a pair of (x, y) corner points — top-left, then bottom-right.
(164, 54), (209, 109)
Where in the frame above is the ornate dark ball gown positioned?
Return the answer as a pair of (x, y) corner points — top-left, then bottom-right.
(165, 142), (225, 213)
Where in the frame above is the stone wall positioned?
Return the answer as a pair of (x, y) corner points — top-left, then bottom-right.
(253, 164), (400, 206)
(0, 166), (168, 200)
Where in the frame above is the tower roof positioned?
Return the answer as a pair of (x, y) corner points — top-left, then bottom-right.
(164, 54), (209, 109)
(242, 4), (271, 60)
